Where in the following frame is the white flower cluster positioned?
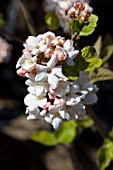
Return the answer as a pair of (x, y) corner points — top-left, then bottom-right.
(16, 31), (98, 129)
(0, 37), (12, 63)
(44, 0), (93, 33)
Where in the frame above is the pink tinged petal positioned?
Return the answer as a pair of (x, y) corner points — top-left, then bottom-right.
(17, 68), (27, 77)
(24, 93), (39, 111)
(35, 72), (48, 82)
(52, 66), (67, 79)
(52, 117), (62, 129)
(47, 55), (58, 68)
(48, 74), (59, 88)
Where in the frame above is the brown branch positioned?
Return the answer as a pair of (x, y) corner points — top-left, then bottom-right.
(19, 0), (37, 36)
(86, 105), (107, 139)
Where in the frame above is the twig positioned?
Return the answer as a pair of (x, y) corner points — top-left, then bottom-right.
(86, 105), (107, 139)
(19, 0), (37, 36)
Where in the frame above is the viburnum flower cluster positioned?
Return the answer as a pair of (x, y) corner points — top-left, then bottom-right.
(44, 0), (93, 32)
(0, 37), (12, 63)
(16, 31), (98, 129)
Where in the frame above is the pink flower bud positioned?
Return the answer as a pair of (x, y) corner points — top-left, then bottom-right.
(17, 68), (27, 77)
(44, 48), (53, 58)
(68, 11), (76, 18)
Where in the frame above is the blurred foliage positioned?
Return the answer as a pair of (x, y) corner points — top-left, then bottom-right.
(97, 131), (113, 170)
(31, 115), (94, 146)
(44, 11), (60, 30)
(90, 34), (113, 83)
(31, 120), (77, 146)
(0, 13), (4, 27)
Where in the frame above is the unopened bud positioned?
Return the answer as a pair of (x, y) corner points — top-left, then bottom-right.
(68, 10), (76, 18)
(84, 11), (91, 21)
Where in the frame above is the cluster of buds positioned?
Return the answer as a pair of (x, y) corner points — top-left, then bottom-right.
(68, 2), (91, 23)
(44, 0), (93, 32)
(16, 31), (98, 129)
(0, 37), (12, 63)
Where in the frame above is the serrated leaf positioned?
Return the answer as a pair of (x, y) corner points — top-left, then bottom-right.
(94, 36), (102, 57)
(77, 115), (94, 128)
(101, 45), (113, 65)
(77, 46), (102, 71)
(54, 120), (77, 145)
(89, 67), (113, 84)
(31, 130), (58, 146)
(45, 11), (60, 30)
(80, 14), (98, 36)
(97, 131), (113, 170)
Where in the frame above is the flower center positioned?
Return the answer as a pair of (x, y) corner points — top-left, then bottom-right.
(47, 69), (52, 74)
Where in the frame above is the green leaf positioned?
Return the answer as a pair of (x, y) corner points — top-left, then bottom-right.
(77, 46), (102, 71)
(65, 18), (81, 34)
(89, 67), (113, 84)
(62, 62), (79, 80)
(31, 130), (58, 146)
(97, 131), (113, 170)
(54, 120), (77, 145)
(80, 14), (98, 36)
(45, 11), (60, 30)
(101, 45), (113, 65)
(77, 115), (94, 128)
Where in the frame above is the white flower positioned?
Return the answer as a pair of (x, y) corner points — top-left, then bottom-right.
(23, 36), (47, 55)
(49, 80), (71, 97)
(24, 93), (47, 111)
(25, 79), (49, 96)
(16, 52), (37, 72)
(63, 40), (79, 66)
(73, 71), (99, 104)
(35, 55), (67, 88)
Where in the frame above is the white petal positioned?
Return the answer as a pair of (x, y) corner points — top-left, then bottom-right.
(52, 117), (62, 129)
(31, 49), (40, 55)
(47, 55), (58, 68)
(35, 72), (47, 82)
(37, 97), (47, 108)
(48, 74), (59, 88)
(24, 93), (39, 111)
(52, 66), (67, 79)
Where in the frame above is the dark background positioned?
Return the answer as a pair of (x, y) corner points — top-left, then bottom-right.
(0, 0), (113, 170)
